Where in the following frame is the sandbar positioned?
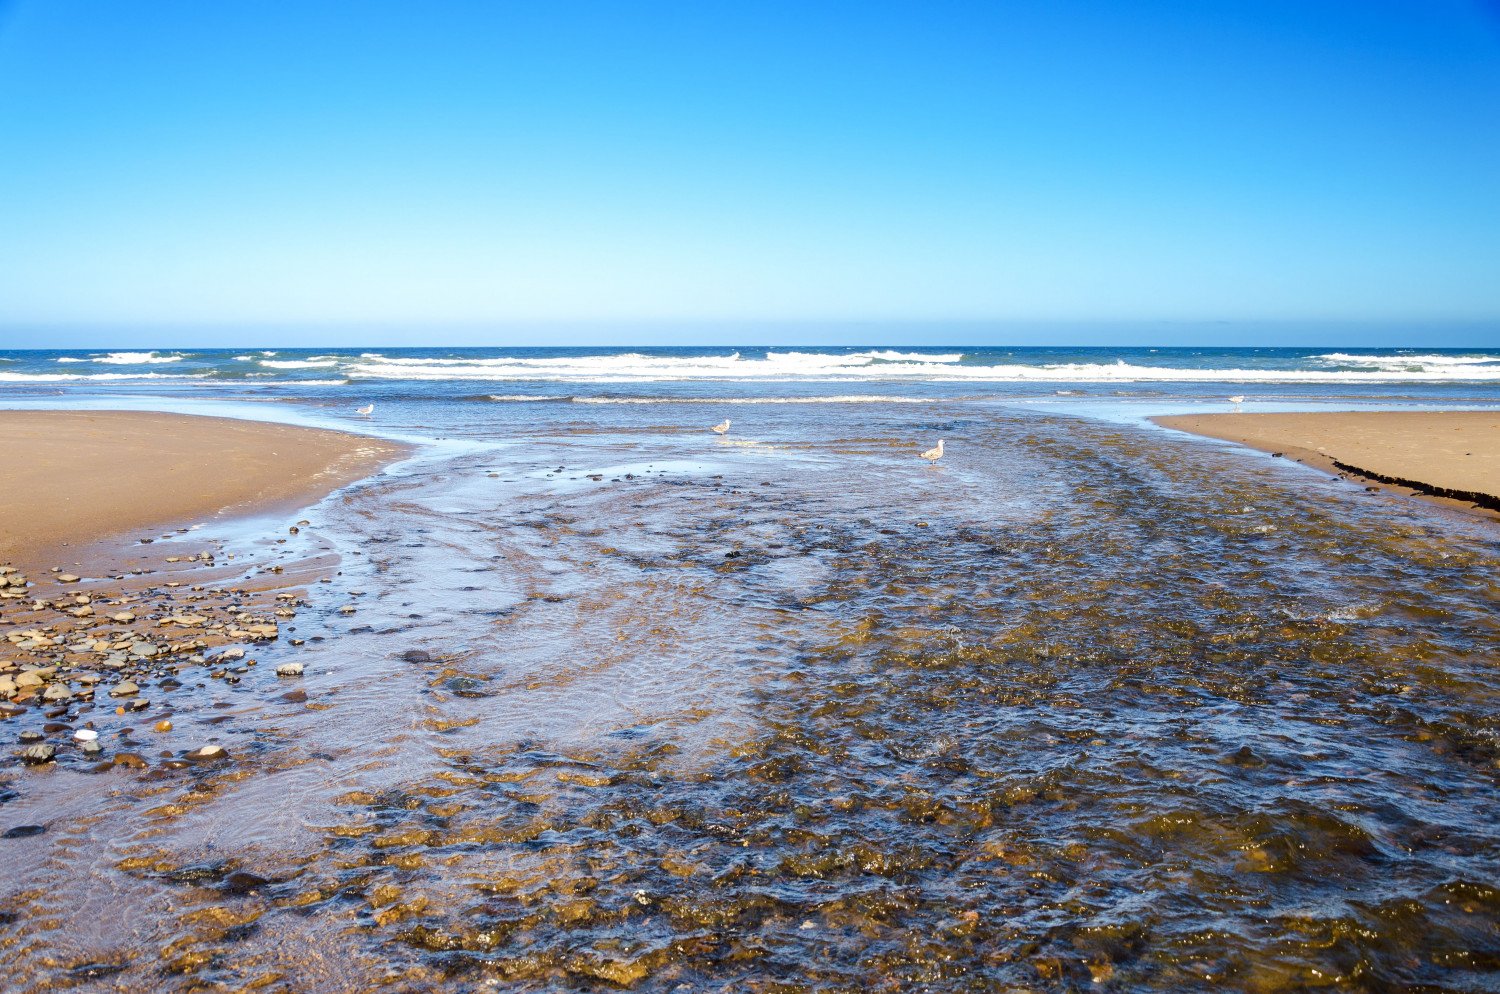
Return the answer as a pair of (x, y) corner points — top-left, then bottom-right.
(0, 410), (406, 566)
(1154, 410), (1500, 518)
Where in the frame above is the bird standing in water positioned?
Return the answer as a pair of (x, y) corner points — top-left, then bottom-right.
(711, 419), (731, 435)
(356, 403), (374, 418)
(920, 439), (944, 463)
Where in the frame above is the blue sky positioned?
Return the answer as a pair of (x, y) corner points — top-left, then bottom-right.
(0, 1), (1497, 346)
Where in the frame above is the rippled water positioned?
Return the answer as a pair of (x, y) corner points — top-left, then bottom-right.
(3, 395), (1500, 992)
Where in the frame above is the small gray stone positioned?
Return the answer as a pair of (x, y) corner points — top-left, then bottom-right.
(21, 744), (56, 765)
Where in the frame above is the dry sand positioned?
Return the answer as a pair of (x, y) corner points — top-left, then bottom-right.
(1154, 410), (1500, 518)
(0, 410), (406, 566)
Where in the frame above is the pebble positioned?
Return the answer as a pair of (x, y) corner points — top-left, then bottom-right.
(2, 825), (46, 839)
(186, 745), (228, 762)
(275, 662), (304, 677)
(56, 574), (80, 584)
(109, 681), (140, 697)
(110, 612), (135, 623)
(80, 740), (103, 756)
(402, 649), (433, 663)
(20, 744), (56, 765)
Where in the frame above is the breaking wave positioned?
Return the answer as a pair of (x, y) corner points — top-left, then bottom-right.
(54, 351), (188, 365)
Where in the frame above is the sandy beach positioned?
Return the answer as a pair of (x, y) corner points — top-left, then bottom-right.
(1154, 410), (1500, 516)
(0, 410), (406, 568)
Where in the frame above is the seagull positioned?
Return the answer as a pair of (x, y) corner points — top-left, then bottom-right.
(920, 439), (945, 463)
(355, 403), (374, 418)
(711, 419), (731, 435)
(1228, 395), (1245, 406)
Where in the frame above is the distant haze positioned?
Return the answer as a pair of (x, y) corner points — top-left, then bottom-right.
(1, 1), (1498, 345)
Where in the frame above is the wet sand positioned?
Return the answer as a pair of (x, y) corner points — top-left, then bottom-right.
(1154, 410), (1500, 517)
(0, 410), (407, 567)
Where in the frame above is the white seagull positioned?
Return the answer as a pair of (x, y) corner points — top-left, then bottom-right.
(1228, 395), (1245, 406)
(355, 403), (374, 418)
(920, 439), (945, 463)
(711, 419), (731, 435)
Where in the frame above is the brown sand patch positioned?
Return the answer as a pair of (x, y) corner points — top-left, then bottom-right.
(1154, 410), (1500, 520)
(0, 410), (406, 567)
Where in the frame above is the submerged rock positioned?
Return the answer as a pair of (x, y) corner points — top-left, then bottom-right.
(2, 824), (45, 839)
(222, 870), (271, 894)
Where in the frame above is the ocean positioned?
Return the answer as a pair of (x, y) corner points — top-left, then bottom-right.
(3, 344), (1500, 991)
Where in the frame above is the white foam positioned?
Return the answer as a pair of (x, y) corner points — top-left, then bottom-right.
(91, 351), (185, 364)
(853, 350), (963, 363)
(1315, 352), (1500, 369)
(341, 352), (1500, 383)
(260, 359), (340, 369)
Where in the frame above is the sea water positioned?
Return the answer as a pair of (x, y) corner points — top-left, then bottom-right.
(1, 345), (1499, 991)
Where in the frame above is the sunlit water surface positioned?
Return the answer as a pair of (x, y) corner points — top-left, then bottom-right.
(1, 372), (1499, 992)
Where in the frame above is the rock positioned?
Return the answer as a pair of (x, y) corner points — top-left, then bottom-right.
(42, 684), (71, 701)
(217, 648), (246, 662)
(19, 731), (42, 743)
(109, 681), (140, 697)
(402, 649), (433, 663)
(14, 672), (45, 689)
(73, 728), (98, 742)
(20, 744), (56, 765)
(186, 745), (228, 762)
(154, 720), (173, 733)
(56, 574), (80, 584)
(443, 676), (488, 698)
(112, 752), (148, 769)
(110, 612), (136, 623)
(80, 740), (102, 756)
(274, 662), (303, 677)
(222, 870), (270, 894)
(2, 824), (45, 838)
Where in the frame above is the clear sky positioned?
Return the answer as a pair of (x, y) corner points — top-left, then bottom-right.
(0, 1), (1498, 346)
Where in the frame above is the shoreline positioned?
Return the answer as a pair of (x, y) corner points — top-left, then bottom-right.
(0, 410), (408, 570)
(1, 409), (404, 725)
(1154, 410), (1500, 522)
